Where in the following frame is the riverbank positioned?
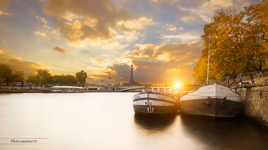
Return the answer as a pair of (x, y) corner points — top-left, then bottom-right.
(0, 87), (101, 93)
(0, 89), (88, 93)
(238, 76), (268, 126)
(0, 87), (130, 93)
(0, 89), (113, 93)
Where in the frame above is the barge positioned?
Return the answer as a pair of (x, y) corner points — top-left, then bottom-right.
(180, 83), (242, 118)
(133, 87), (178, 115)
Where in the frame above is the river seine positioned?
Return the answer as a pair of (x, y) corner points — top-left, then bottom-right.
(0, 93), (268, 150)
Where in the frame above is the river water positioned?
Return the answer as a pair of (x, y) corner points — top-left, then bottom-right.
(0, 93), (268, 150)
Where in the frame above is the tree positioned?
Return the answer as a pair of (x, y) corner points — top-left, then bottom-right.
(27, 73), (78, 86)
(0, 64), (13, 85)
(27, 76), (39, 85)
(194, 1), (268, 84)
(36, 69), (51, 86)
(51, 75), (77, 86)
(13, 71), (24, 82)
(244, 1), (268, 70)
(76, 70), (87, 86)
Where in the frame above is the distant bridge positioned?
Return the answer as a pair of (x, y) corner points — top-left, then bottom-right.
(117, 84), (203, 92)
(118, 86), (176, 92)
(117, 86), (146, 92)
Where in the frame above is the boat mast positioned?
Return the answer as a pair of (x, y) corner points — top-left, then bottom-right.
(206, 18), (211, 85)
(206, 33), (210, 85)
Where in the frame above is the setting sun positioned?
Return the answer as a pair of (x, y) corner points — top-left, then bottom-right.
(173, 81), (183, 90)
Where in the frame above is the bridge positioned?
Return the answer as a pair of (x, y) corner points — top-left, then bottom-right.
(117, 86), (146, 92)
(117, 86), (177, 92)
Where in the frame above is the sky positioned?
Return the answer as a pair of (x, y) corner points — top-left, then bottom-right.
(0, 0), (261, 84)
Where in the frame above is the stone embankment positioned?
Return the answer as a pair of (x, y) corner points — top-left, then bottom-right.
(236, 76), (268, 125)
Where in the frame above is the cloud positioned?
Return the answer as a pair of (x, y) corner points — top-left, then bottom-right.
(0, 0), (11, 17)
(40, 0), (155, 61)
(151, 0), (178, 4)
(177, 0), (260, 22)
(108, 63), (130, 81)
(73, 16), (154, 49)
(65, 16), (155, 66)
(53, 46), (67, 53)
(0, 10), (12, 16)
(0, 49), (5, 56)
(161, 31), (201, 43)
(41, 0), (140, 42)
(180, 16), (198, 24)
(95, 58), (103, 64)
(165, 24), (183, 32)
(203, 0), (232, 8)
(34, 31), (47, 37)
(107, 41), (204, 83)
(117, 17), (155, 32)
(0, 50), (48, 76)
(0, 0), (9, 9)
(34, 16), (60, 39)
(152, 0), (260, 23)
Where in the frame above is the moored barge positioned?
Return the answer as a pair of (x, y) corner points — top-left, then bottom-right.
(133, 87), (178, 115)
(180, 83), (242, 118)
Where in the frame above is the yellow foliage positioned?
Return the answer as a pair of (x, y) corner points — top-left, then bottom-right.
(194, 1), (268, 84)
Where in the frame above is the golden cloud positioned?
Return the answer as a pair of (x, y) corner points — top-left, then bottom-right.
(161, 31), (202, 42)
(174, 0), (259, 23)
(0, 49), (5, 56)
(165, 24), (183, 32)
(180, 16), (198, 24)
(117, 17), (155, 32)
(34, 31), (47, 37)
(34, 16), (59, 39)
(53, 46), (67, 53)
(41, 0), (154, 43)
(41, 0), (132, 42)
(106, 41), (204, 83)
(129, 42), (203, 64)
(0, 0), (9, 9)
(0, 50), (49, 76)
(151, 0), (178, 4)
(0, 0), (11, 17)
(0, 10), (11, 16)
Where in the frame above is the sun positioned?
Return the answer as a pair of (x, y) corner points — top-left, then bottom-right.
(173, 81), (182, 90)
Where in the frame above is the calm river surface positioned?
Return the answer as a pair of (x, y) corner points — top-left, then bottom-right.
(0, 93), (268, 150)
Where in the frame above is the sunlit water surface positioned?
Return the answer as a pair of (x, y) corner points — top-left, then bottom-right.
(0, 93), (268, 150)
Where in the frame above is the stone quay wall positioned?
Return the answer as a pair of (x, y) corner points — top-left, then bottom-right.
(238, 76), (268, 125)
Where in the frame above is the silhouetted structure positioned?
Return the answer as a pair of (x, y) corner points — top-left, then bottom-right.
(129, 65), (135, 84)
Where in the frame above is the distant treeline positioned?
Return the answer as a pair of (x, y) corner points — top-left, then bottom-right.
(0, 64), (87, 86)
(0, 64), (24, 84)
(194, 0), (268, 84)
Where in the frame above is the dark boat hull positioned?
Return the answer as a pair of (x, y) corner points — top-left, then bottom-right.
(133, 104), (177, 115)
(133, 92), (178, 115)
(180, 98), (242, 118)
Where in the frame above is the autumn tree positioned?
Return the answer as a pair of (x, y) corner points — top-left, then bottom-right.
(51, 75), (77, 86)
(36, 69), (52, 86)
(13, 71), (24, 82)
(0, 64), (25, 85)
(0, 64), (13, 85)
(194, 1), (268, 84)
(27, 75), (39, 85)
(27, 73), (78, 86)
(245, 0), (268, 70)
(76, 70), (87, 86)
